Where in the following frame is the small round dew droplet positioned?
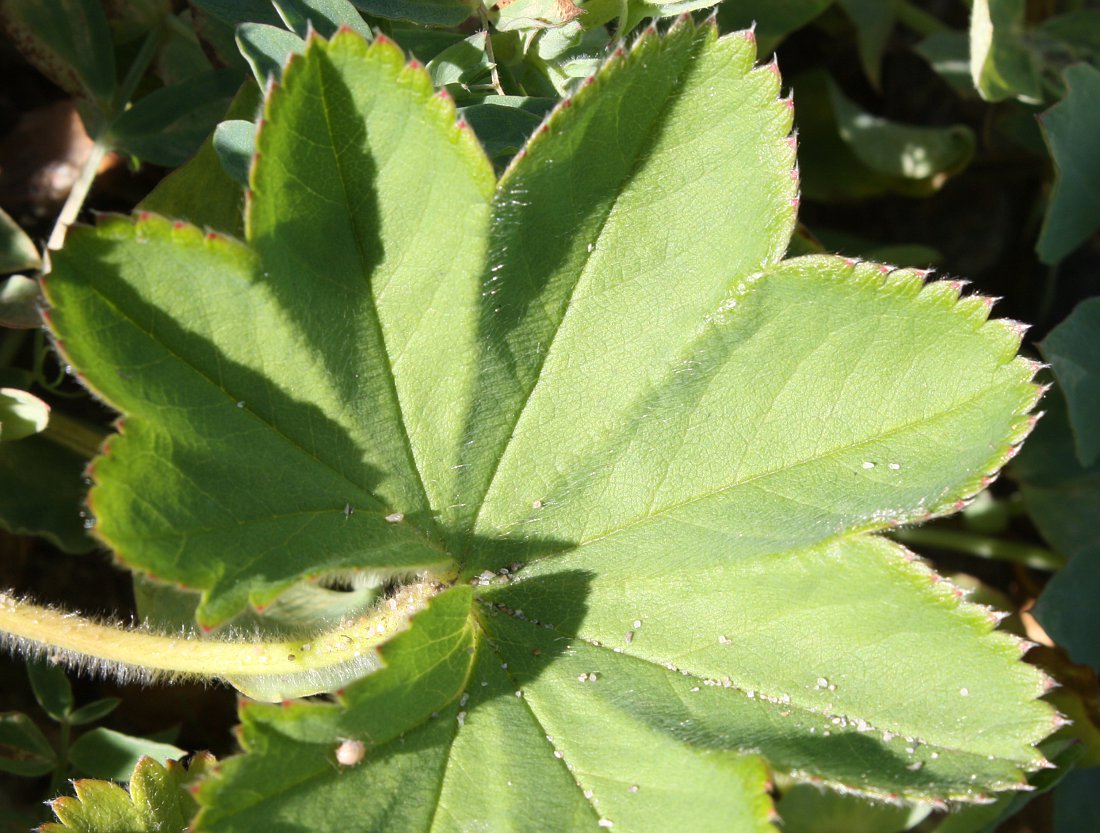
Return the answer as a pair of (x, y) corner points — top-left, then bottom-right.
(384, 512), (405, 523)
(597, 819), (614, 829)
(532, 499), (543, 510)
(628, 785), (639, 794)
(236, 401), (245, 408)
(633, 620), (642, 629)
(816, 677), (829, 689)
(960, 687), (970, 697)
(862, 461), (876, 470)
(888, 463), (901, 470)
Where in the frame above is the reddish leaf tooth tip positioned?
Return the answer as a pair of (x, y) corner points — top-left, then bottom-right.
(1005, 319), (1031, 337)
(201, 624), (215, 634)
(789, 196), (801, 208)
(206, 232), (218, 240)
(1043, 676), (1060, 692)
(878, 264), (891, 274)
(789, 168), (800, 182)
(1018, 639), (1039, 656)
(786, 135), (798, 150)
(583, 74), (596, 87)
(953, 500), (968, 511)
(374, 33), (392, 46)
(172, 221), (186, 230)
(137, 210), (151, 221)
(456, 119), (469, 130)
(613, 46), (625, 58)
(929, 573), (942, 584)
(280, 699), (293, 708)
(560, 97), (573, 109)
(1052, 713), (1072, 729)
(783, 96), (794, 110)
(741, 27), (756, 43)
(407, 59), (422, 70)
(436, 88), (451, 100)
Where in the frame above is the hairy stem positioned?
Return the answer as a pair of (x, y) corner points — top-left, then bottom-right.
(0, 581), (438, 702)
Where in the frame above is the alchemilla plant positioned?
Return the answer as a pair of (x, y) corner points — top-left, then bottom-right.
(0, 12), (1063, 833)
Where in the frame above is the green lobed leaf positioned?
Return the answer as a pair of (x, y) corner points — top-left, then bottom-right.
(42, 753), (214, 833)
(45, 20), (1055, 827)
(1036, 64), (1100, 264)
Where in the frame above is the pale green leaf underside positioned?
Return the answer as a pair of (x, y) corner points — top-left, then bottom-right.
(43, 20), (1053, 825)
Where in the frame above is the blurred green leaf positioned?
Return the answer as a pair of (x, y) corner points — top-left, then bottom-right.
(916, 31), (980, 98)
(1041, 298), (1100, 465)
(796, 71), (974, 200)
(212, 120), (256, 188)
(1037, 64), (1100, 264)
(42, 754), (215, 833)
(1039, 10), (1100, 62)
(0, 207), (40, 273)
(718, 0), (835, 53)
(969, 0), (1042, 103)
(26, 659), (74, 723)
(1016, 389), (1100, 670)
(0, 711), (55, 777)
(1015, 387), (1099, 561)
(0, 275), (41, 329)
(0, 0), (117, 110)
(69, 728), (186, 781)
(836, 0), (896, 87)
(273, 0), (371, 38)
(459, 97), (554, 163)
(0, 388), (49, 442)
(139, 82), (262, 237)
(348, 0), (473, 27)
(0, 433), (96, 553)
(68, 698), (121, 727)
(776, 784), (929, 833)
(111, 69), (242, 167)
(427, 31), (491, 89)
(1054, 768), (1100, 833)
(190, 0), (283, 27)
(236, 23), (306, 86)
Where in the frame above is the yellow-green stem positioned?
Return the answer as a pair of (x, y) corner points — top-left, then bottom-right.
(0, 581), (437, 701)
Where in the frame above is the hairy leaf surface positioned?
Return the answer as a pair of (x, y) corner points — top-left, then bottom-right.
(44, 20), (1054, 830)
